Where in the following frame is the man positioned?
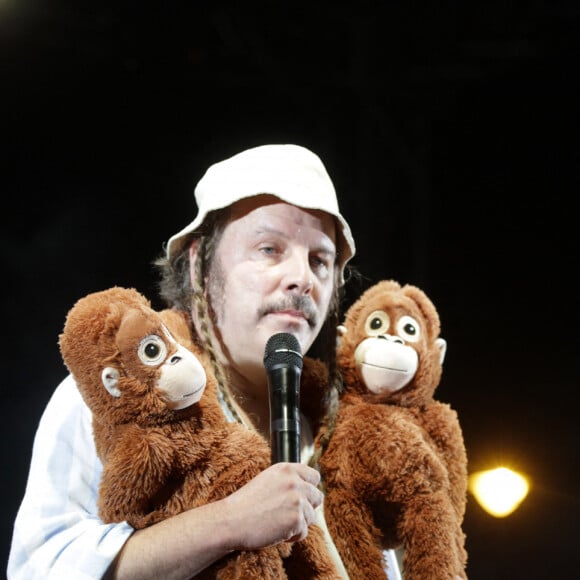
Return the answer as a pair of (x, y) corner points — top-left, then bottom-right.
(8, 144), (401, 579)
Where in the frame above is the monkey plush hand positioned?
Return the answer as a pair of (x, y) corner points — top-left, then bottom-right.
(59, 286), (341, 580)
(317, 280), (468, 580)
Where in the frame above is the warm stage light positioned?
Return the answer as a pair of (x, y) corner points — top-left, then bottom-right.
(468, 467), (530, 517)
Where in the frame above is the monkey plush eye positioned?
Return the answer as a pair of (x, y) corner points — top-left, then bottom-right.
(138, 335), (168, 366)
(396, 315), (421, 343)
(364, 310), (390, 336)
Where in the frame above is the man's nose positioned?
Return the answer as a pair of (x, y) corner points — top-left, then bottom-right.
(283, 251), (314, 295)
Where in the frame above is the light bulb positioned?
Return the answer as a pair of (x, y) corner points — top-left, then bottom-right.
(469, 467), (529, 517)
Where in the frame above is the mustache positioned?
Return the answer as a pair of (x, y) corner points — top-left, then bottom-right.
(259, 296), (318, 327)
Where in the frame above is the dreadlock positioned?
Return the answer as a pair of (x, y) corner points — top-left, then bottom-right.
(154, 211), (246, 424)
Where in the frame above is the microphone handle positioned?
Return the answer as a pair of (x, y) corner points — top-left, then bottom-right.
(268, 365), (301, 463)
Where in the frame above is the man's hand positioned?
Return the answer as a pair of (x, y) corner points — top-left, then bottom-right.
(221, 462), (323, 549)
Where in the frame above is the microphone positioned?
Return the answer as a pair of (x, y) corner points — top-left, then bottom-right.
(263, 332), (303, 463)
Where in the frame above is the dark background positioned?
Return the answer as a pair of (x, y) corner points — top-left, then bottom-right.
(2, 2), (579, 578)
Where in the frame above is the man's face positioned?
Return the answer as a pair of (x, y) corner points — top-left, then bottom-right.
(207, 196), (337, 385)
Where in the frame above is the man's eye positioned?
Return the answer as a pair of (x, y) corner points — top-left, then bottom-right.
(311, 256), (331, 274)
(260, 245), (277, 255)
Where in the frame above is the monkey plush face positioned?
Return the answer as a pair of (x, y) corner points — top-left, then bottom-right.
(59, 286), (207, 426)
(338, 280), (446, 403)
(101, 305), (206, 410)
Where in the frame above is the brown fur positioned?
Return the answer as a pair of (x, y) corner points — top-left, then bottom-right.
(316, 280), (468, 579)
(59, 286), (341, 579)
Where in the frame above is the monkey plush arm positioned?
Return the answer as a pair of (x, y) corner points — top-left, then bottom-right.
(98, 424), (181, 528)
(421, 402), (468, 519)
(420, 402), (469, 578)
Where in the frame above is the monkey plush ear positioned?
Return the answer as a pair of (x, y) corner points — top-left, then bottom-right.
(336, 324), (347, 349)
(435, 338), (447, 365)
(101, 367), (121, 398)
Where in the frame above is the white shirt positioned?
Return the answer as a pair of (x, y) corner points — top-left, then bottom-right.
(7, 374), (401, 579)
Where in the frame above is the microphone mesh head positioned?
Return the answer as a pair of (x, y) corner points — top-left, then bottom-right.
(263, 332), (303, 371)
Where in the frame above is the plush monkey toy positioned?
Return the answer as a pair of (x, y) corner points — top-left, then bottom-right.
(59, 286), (341, 580)
(316, 280), (468, 580)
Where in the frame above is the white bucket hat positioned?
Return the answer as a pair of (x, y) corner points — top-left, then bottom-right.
(166, 144), (356, 284)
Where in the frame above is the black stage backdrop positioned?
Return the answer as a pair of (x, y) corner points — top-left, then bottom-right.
(2, 3), (579, 577)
